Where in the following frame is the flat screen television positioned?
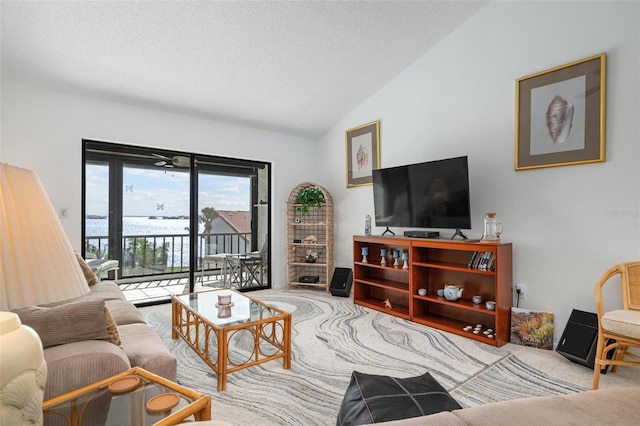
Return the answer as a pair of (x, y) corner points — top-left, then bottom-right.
(372, 156), (471, 236)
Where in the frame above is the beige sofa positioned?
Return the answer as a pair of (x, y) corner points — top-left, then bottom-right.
(14, 280), (176, 401)
(376, 387), (640, 425)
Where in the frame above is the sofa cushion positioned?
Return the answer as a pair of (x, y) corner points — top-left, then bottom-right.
(336, 371), (461, 425)
(105, 299), (147, 325)
(43, 339), (131, 400)
(118, 323), (177, 381)
(81, 281), (127, 301)
(14, 299), (120, 348)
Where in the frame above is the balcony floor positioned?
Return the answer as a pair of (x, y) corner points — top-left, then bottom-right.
(117, 274), (227, 305)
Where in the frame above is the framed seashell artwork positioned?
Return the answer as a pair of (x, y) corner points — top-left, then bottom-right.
(346, 121), (380, 187)
(515, 53), (606, 171)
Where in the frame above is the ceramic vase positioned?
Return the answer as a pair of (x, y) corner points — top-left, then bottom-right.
(393, 250), (400, 268)
(361, 246), (369, 263)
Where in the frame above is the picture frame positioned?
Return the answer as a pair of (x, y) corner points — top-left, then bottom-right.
(345, 121), (380, 187)
(515, 53), (606, 171)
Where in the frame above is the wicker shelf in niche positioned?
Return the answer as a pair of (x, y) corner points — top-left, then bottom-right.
(286, 182), (334, 291)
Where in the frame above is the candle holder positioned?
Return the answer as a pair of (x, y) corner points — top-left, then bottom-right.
(380, 248), (387, 266)
(361, 246), (369, 263)
(392, 250), (400, 268)
(401, 251), (409, 269)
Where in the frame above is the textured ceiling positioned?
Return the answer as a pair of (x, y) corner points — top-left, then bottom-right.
(1, 1), (487, 139)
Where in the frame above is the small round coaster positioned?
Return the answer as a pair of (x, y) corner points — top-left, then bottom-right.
(108, 376), (141, 394)
(146, 393), (180, 413)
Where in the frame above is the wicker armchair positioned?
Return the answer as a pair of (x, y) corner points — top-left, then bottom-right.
(592, 261), (640, 389)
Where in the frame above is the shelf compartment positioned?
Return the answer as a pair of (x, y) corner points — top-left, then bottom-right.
(413, 300), (496, 333)
(353, 237), (410, 267)
(412, 267), (495, 301)
(411, 313), (498, 346)
(413, 294), (497, 314)
(354, 278), (409, 293)
(354, 263), (409, 285)
(355, 296), (410, 319)
(354, 261), (409, 273)
(411, 246), (497, 272)
(412, 261), (495, 275)
(414, 295), (494, 316)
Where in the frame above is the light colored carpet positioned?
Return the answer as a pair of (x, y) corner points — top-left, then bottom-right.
(145, 289), (640, 425)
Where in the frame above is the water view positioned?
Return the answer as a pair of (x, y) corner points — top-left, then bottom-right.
(86, 216), (192, 237)
(86, 217), (195, 273)
(85, 216), (249, 276)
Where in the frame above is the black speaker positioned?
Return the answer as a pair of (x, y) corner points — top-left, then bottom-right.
(330, 267), (353, 297)
(556, 309), (599, 369)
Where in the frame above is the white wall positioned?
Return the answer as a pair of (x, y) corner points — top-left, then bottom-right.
(1, 82), (320, 288)
(317, 1), (640, 341)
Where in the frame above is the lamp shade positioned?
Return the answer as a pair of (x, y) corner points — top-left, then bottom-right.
(0, 163), (89, 310)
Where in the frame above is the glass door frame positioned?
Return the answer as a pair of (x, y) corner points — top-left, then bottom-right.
(82, 140), (271, 296)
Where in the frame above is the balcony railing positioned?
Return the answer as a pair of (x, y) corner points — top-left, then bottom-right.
(85, 232), (250, 280)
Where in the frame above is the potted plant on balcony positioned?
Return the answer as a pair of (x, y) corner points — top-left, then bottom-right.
(295, 185), (325, 215)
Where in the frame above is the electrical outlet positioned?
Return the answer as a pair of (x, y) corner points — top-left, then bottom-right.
(516, 283), (526, 299)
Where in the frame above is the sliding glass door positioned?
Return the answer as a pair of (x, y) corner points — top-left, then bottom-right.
(121, 164), (191, 278)
(82, 140), (271, 302)
(196, 157), (270, 289)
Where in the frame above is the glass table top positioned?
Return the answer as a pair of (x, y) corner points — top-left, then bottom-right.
(173, 289), (284, 328)
(43, 368), (208, 426)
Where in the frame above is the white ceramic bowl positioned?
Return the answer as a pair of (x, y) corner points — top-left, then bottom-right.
(485, 301), (496, 311)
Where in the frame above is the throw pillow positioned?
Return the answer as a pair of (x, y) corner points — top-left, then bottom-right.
(75, 251), (99, 286)
(103, 305), (122, 347)
(13, 299), (121, 349)
(336, 371), (461, 425)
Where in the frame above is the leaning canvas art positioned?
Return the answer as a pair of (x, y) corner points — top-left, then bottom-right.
(510, 308), (554, 350)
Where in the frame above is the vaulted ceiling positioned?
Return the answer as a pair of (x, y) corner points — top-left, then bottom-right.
(1, 1), (487, 139)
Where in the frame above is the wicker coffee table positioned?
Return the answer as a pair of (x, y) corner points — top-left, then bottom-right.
(171, 289), (291, 391)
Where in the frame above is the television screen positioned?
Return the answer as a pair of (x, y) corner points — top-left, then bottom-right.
(372, 156), (471, 230)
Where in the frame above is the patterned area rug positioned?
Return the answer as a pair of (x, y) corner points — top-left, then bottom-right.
(147, 289), (601, 425)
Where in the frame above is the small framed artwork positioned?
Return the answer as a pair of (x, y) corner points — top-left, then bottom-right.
(515, 53), (606, 171)
(346, 121), (380, 187)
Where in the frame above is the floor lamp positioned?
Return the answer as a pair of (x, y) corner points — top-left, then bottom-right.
(0, 163), (90, 425)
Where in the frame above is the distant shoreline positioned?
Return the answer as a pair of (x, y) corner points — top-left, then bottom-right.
(86, 215), (189, 220)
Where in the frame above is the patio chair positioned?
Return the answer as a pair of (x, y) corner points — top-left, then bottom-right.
(592, 261), (640, 389)
(226, 241), (268, 289)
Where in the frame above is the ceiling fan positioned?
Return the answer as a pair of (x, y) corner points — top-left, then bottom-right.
(152, 153), (190, 168)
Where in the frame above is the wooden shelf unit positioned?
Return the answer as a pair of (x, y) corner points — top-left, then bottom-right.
(286, 183), (334, 291)
(353, 235), (513, 346)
